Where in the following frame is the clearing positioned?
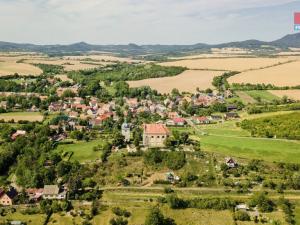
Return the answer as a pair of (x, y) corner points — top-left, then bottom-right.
(127, 70), (222, 93)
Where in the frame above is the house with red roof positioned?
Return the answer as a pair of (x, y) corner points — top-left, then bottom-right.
(143, 124), (170, 147)
(192, 116), (210, 125)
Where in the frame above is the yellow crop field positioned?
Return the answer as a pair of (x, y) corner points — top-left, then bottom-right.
(160, 57), (293, 71)
(268, 90), (300, 101)
(127, 70), (222, 93)
(0, 56), (42, 76)
(228, 60), (300, 86)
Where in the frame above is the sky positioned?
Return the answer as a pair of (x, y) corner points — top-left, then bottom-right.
(0, 0), (299, 45)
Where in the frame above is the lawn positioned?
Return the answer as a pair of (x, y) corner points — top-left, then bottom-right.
(198, 135), (300, 163)
(56, 139), (105, 163)
(244, 90), (280, 102)
(0, 212), (46, 225)
(0, 112), (44, 122)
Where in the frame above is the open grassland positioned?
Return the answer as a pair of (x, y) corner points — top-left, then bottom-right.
(128, 70), (222, 93)
(228, 60), (300, 86)
(269, 90), (300, 101)
(56, 139), (105, 163)
(0, 112), (43, 122)
(244, 90), (280, 102)
(160, 57), (292, 71)
(0, 212), (46, 225)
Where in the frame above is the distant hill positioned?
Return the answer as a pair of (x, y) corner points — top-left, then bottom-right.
(0, 33), (299, 55)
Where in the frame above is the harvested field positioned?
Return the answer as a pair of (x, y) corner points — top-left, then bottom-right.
(269, 90), (300, 101)
(228, 60), (300, 86)
(24, 58), (104, 71)
(0, 112), (44, 122)
(160, 57), (293, 71)
(127, 70), (222, 94)
(0, 56), (42, 76)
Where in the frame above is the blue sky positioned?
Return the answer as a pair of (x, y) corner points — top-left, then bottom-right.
(0, 0), (299, 44)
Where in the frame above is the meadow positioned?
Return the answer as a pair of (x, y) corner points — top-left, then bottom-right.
(0, 112), (44, 122)
(128, 70), (222, 93)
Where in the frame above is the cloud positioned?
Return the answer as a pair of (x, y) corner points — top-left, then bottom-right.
(0, 0), (297, 44)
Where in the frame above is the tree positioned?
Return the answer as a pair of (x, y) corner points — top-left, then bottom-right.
(145, 207), (176, 225)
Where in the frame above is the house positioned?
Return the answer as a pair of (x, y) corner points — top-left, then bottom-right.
(192, 116), (210, 125)
(89, 113), (112, 127)
(225, 157), (238, 168)
(224, 112), (239, 120)
(42, 185), (67, 200)
(48, 102), (64, 112)
(167, 112), (179, 119)
(11, 130), (26, 140)
(165, 172), (180, 184)
(0, 187), (18, 206)
(26, 188), (44, 202)
(143, 124), (170, 147)
(172, 117), (186, 126)
(126, 98), (139, 109)
(210, 115), (223, 122)
(0, 101), (7, 109)
(227, 105), (238, 111)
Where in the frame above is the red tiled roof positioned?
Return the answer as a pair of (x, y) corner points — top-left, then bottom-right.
(194, 116), (208, 121)
(173, 117), (185, 123)
(143, 124), (170, 135)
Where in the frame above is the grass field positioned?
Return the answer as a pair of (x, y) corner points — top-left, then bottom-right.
(56, 139), (105, 163)
(244, 90), (280, 102)
(0, 112), (44, 122)
(159, 57), (292, 71)
(228, 60), (300, 86)
(236, 91), (256, 104)
(128, 70), (222, 93)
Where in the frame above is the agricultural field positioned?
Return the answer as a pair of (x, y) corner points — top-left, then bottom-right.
(269, 90), (300, 101)
(56, 139), (105, 163)
(128, 70), (222, 93)
(159, 57), (293, 71)
(23, 58), (104, 71)
(0, 112), (44, 122)
(63, 54), (141, 63)
(235, 91), (256, 104)
(0, 55), (42, 76)
(244, 90), (280, 102)
(228, 60), (300, 86)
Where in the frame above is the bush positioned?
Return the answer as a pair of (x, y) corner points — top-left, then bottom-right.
(234, 211), (251, 221)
